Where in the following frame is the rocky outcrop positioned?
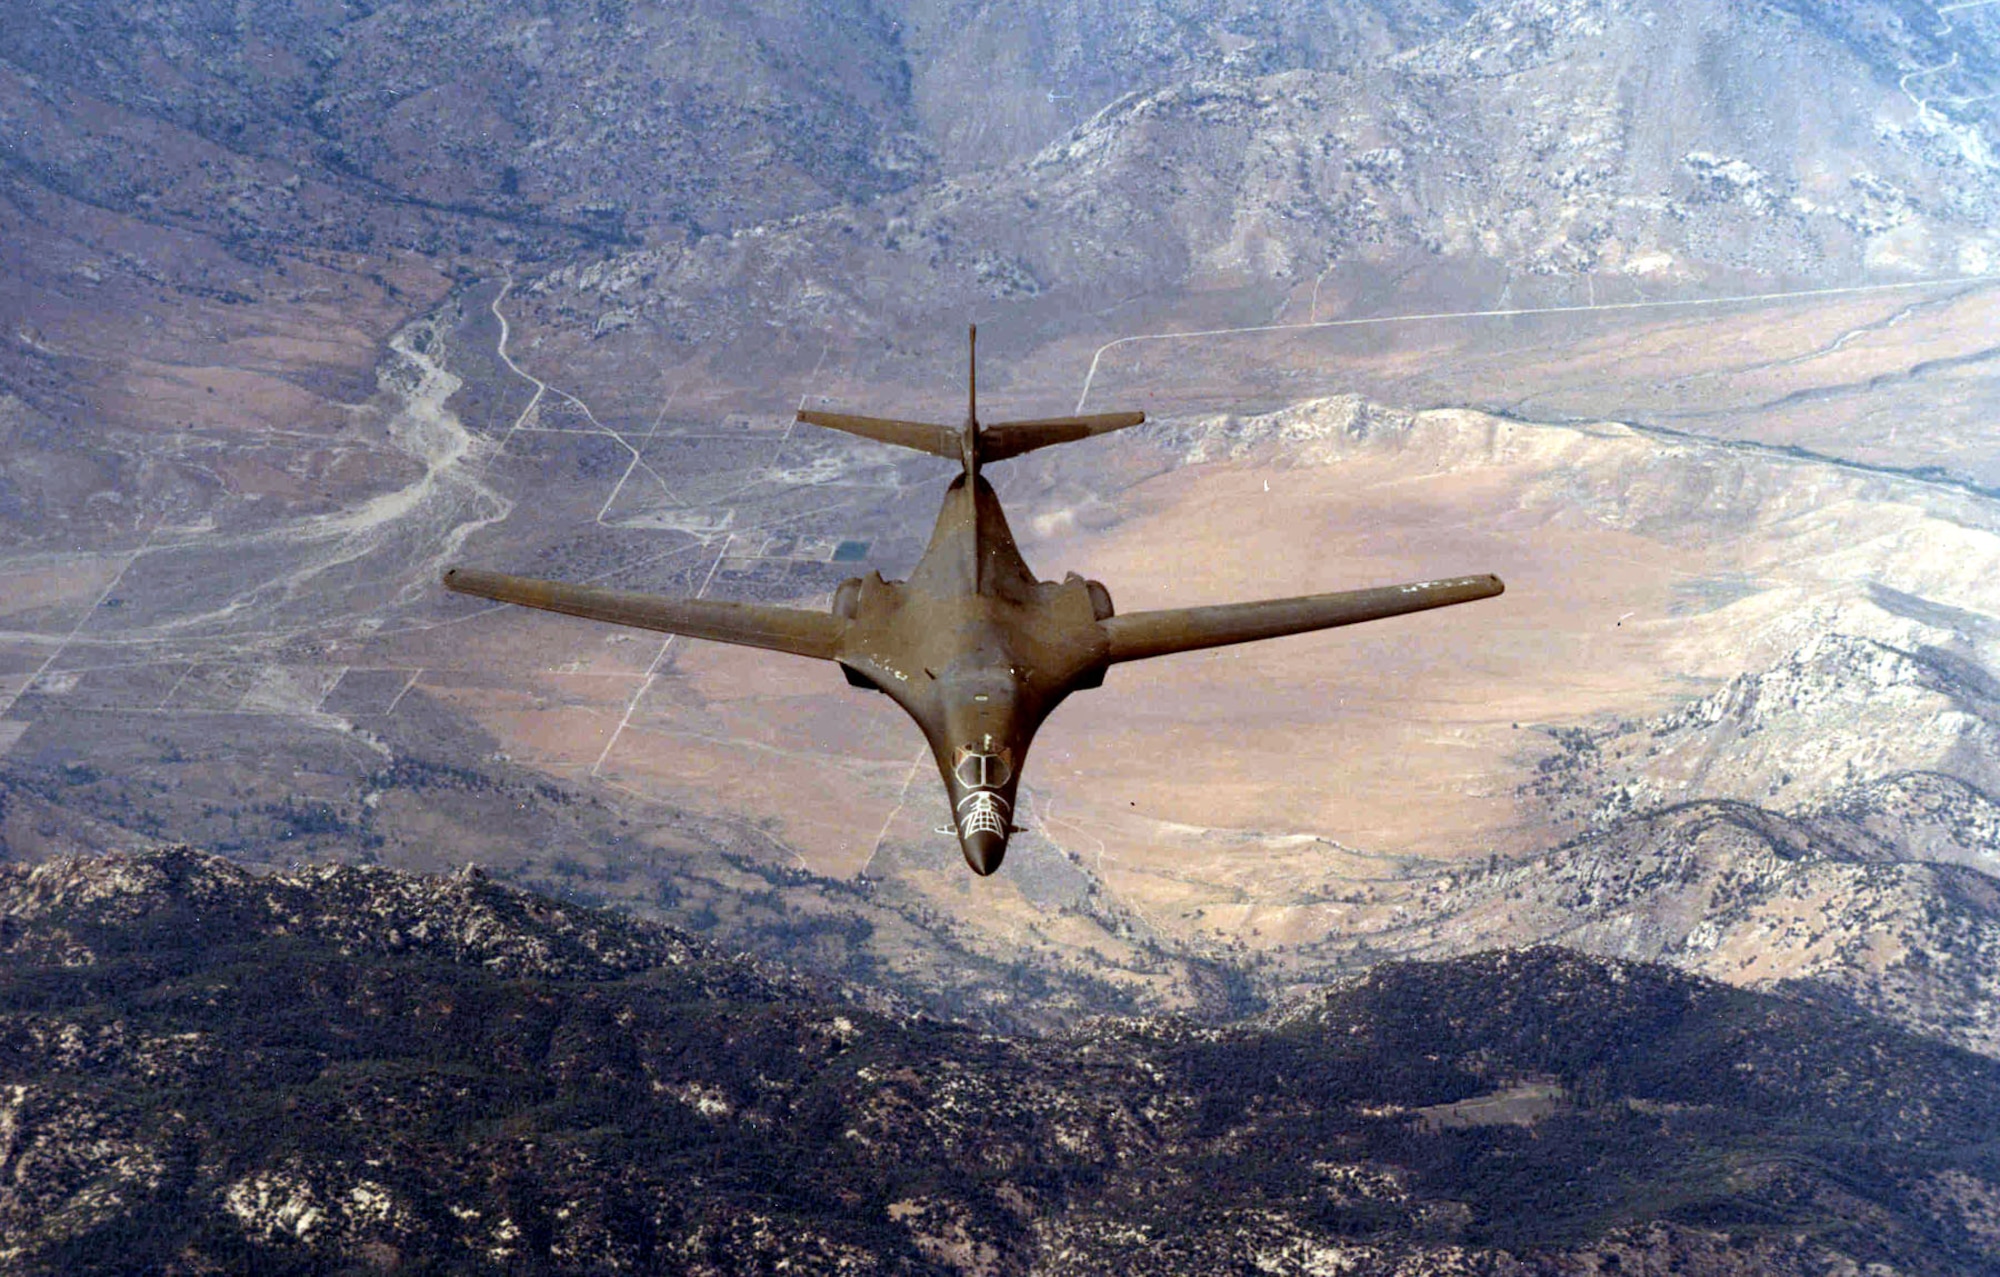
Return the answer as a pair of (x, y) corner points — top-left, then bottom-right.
(520, 0), (2000, 374)
(1274, 776), (2000, 1058)
(1531, 633), (2000, 820)
(1, 848), (781, 989)
(5, 849), (2000, 1274)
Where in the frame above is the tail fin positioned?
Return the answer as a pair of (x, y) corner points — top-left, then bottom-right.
(961, 324), (981, 478)
(963, 322), (1147, 462)
(794, 325), (1145, 466)
(980, 410), (1147, 462)
(792, 410), (957, 459)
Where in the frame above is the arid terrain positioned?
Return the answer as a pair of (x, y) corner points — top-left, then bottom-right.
(6, 3), (2000, 1270)
(4, 0), (1999, 1036)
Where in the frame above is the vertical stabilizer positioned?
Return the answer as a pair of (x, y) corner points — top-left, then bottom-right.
(961, 325), (982, 480)
(962, 324), (985, 590)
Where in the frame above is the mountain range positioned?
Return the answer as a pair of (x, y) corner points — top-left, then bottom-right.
(6, 849), (2000, 1274)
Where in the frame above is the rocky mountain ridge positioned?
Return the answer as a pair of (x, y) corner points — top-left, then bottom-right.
(1530, 632), (2000, 822)
(522, 0), (2000, 405)
(9, 0), (1996, 501)
(1289, 777), (2000, 1057)
(6, 848), (2000, 1274)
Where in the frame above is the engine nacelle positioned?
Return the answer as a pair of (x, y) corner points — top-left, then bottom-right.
(831, 576), (864, 619)
(1085, 578), (1115, 621)
(1067, 571), (1115, 620)
(831, 578), (880, 691)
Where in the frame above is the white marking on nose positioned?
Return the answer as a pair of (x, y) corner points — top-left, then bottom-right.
(956, 790), (1010, 838)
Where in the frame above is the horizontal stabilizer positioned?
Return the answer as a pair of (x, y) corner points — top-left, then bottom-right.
(1102, 574), (1503, 664)
(795, 410), (957, 460)
(443, 568), (845, 660)
(981, 411), (1147, 463)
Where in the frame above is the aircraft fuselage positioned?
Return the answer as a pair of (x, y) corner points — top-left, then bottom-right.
(442, 324), (1504, 879)
(835, 474), (1109, 873)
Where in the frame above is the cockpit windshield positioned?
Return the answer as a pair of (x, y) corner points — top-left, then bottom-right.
(953, 746), (1013, 789)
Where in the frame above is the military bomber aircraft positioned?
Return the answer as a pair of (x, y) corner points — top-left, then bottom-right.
(444, 329), (1503, 875)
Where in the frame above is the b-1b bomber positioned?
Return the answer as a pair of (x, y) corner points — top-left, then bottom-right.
(444, 329), (1503, 875)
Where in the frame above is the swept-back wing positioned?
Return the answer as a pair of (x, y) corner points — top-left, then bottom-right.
(795, 410), (958, 460)
(981, 411), (1146, 463)
(443, 568), (845, 660)
(1102, 574), (1503, 664)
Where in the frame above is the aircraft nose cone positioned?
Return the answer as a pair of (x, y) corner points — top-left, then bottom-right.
(960, 829), (1007, 876)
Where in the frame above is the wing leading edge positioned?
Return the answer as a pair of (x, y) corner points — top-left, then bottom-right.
(1101, 574), (1504, 664)
(442, 568), (845, 660)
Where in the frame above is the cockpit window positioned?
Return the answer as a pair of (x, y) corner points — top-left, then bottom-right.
(953, 747), (1012, 789)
